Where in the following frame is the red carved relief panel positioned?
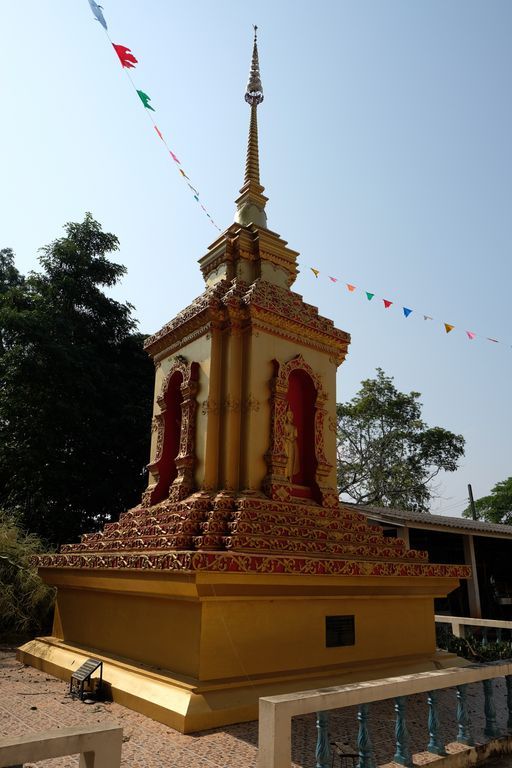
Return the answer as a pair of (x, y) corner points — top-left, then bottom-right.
(265, 354), (335, 506)
(143, 356), (199, 506)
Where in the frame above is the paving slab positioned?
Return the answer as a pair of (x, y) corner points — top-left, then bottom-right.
(0, 648), (507, 768)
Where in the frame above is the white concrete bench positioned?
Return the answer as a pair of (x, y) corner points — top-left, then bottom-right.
(0, 722), (122, 768)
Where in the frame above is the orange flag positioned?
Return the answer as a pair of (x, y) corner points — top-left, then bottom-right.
(444, 324), (455, 334)
(346, 284), (356, 292)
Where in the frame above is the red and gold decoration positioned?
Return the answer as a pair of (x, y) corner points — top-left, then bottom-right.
(20, 28), (469, 734)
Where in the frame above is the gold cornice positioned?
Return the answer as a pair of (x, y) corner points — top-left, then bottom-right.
(145, 275), (350, 363)
(199, 223), (299, 286)
(251, 316), (349, 364)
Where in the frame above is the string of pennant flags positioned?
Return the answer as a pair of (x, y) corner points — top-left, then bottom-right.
(309, 267), (507, 349)
(86, 0), (220, 231)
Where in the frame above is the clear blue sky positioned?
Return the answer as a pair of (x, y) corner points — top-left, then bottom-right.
(2, 1), (511, 516)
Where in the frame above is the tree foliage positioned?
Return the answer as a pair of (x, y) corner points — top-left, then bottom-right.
(462, 477), (512, 525)
(336, 368), (465, 511)
(0, 214), (154, 545)
(0, 510), (55, 641)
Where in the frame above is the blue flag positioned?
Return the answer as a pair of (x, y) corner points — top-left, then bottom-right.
(88, 0), (107, 30)
(403, 307), (412, 318)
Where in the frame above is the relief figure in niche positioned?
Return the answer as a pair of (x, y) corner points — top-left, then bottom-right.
(286, 367), (318, 499)
(284, 407), (300, 481)
(151, 370), (183, 503)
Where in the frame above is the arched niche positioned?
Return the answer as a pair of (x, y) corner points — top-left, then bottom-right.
(265, 354), (333, 505)
(287, 368), (318, 495)
(144, 357), (199, 506)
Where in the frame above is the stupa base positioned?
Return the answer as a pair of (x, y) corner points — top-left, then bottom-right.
(18, 564), (467, 732)
(18, 636), (465, 733)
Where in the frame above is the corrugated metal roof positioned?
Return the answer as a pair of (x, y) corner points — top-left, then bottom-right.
(343, 502), (512, 539)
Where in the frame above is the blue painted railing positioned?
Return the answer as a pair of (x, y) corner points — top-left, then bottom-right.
(258, 660), (512, 768)
(313, 673), (512, 768)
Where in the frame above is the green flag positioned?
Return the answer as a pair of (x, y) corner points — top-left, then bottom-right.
(137, 90), (155, 111)
(366, 292), (375, 301)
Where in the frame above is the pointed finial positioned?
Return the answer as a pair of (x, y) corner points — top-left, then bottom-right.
(234, 26), (268, 228)
(245, 25), (264, 106)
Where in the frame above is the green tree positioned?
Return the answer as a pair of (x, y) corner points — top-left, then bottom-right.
(336, 368), (465, 511)
(0, 214), (154, 545)
(0, 510), (55, 641)
(462, 477), (512, 524)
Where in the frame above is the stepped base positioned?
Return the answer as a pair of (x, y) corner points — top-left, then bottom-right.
(19, 565), (466, 732)
(18, 636), (465, 733)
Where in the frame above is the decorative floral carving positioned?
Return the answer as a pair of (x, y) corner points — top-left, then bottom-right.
(243, 394), (260, 413)
(223, 395), (241, 412)
(264, 354), (335, 506)
(201, 398), (220, 416)
(147, 356), (200, 505)
(35, 547), (471, 580)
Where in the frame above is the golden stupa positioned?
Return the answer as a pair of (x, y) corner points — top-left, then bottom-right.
(19, 29), (469, 733)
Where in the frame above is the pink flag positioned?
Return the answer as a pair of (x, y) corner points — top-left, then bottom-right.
(466, 331), (476, 340)
(329, 276), (338, 283)
(169, 150), (180, 164)
(154, 125), (164, 140)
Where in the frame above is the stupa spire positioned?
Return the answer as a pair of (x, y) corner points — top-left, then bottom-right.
(234, 26), (268, 229)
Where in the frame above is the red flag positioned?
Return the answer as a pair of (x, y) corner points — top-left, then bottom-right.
(112, 44), (138, 69)
(383, 299), (393, 309)
(154, 125), (164, 141)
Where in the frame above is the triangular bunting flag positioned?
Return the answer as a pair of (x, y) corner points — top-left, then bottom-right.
(188, 183), (199, 195)
(383, 299), (393, 309)
(179, 169), (190, 179)
(366, 292), (374, 301)
(403, 307), (412, 318)
(311, 268), (319, 278)
(487, 338), (499, 343)
(424, 315), (433, 321)
(88, 0), (107, 30)
(346, 284), (356, 292)
(136, 90), (155, 111)
(329, 276), (338, 283)
(169, 151), (180, 163)
(154, 125), (164, 140)
(444, 323), (455, 334)
(112, 44), (138, 69)
(466, 331), (476, 340)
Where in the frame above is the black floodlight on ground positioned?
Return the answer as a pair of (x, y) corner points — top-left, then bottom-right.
(69, 658), (103, 701)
